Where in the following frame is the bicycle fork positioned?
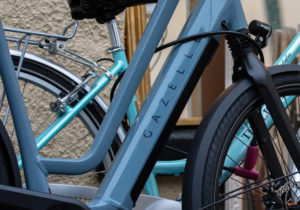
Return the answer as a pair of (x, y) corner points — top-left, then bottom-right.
(242, 52), (300, 172)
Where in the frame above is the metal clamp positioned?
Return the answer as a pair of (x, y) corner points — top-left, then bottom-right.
(108, 47), (124, 53)
(93, 63), (113, 80)
(50, 72), (97, 112)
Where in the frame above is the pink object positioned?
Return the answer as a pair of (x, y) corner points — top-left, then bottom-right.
(244, 145), (258, 170)
(232, 145), (260, 180)
(235, 167), (259, 180)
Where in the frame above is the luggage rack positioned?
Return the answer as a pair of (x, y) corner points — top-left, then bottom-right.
(3, 21), (110, 75)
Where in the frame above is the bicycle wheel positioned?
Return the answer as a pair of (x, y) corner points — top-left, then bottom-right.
(183, 65), (300, 209)
(0, 51), (122, 187)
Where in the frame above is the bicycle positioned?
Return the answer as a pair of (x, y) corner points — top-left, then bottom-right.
(0, 0), (298, 209)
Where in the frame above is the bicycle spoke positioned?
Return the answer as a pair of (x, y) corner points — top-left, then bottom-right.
(274, 97), (300, 197)
(0, 89), (6, 111)
(273, 125), (300, 198)
(221, 176), (270, 198)
(33, 112), (55, 136)
(58, 133), (90, 157)
(222, 195), (263, 204)
(229, 176), (264, 195)
(207, 171), (300, 209)
(28, 90), (47, 124)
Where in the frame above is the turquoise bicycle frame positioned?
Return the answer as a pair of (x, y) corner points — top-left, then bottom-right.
(17, 49), (131, 168)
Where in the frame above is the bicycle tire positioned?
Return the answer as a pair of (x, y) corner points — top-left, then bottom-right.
(0, 143), (14, 186)
(0, 119), (21, 187)
(1, 52), (121, 186)
(183, 65), (300, 209)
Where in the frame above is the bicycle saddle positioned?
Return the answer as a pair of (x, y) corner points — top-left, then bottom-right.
(68, 0), (157, 23)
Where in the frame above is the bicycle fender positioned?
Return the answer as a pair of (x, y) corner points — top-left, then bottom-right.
(187, 63), (300, 179)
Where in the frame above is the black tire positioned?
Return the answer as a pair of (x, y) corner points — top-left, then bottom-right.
(0, 144), (13, 185)
(1, 56), (121, 184)
(183, 65), (300, 209)
(0, 119), (21, 187)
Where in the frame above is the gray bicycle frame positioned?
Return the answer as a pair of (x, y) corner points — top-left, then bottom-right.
(0, 0), (248, 209)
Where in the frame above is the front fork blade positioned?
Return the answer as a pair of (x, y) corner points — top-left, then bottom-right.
(243, 53), (300, 170)
(248, 109), (285, 179)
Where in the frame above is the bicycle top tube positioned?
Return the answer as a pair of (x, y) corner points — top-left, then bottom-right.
(275, 32), (300, 65)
